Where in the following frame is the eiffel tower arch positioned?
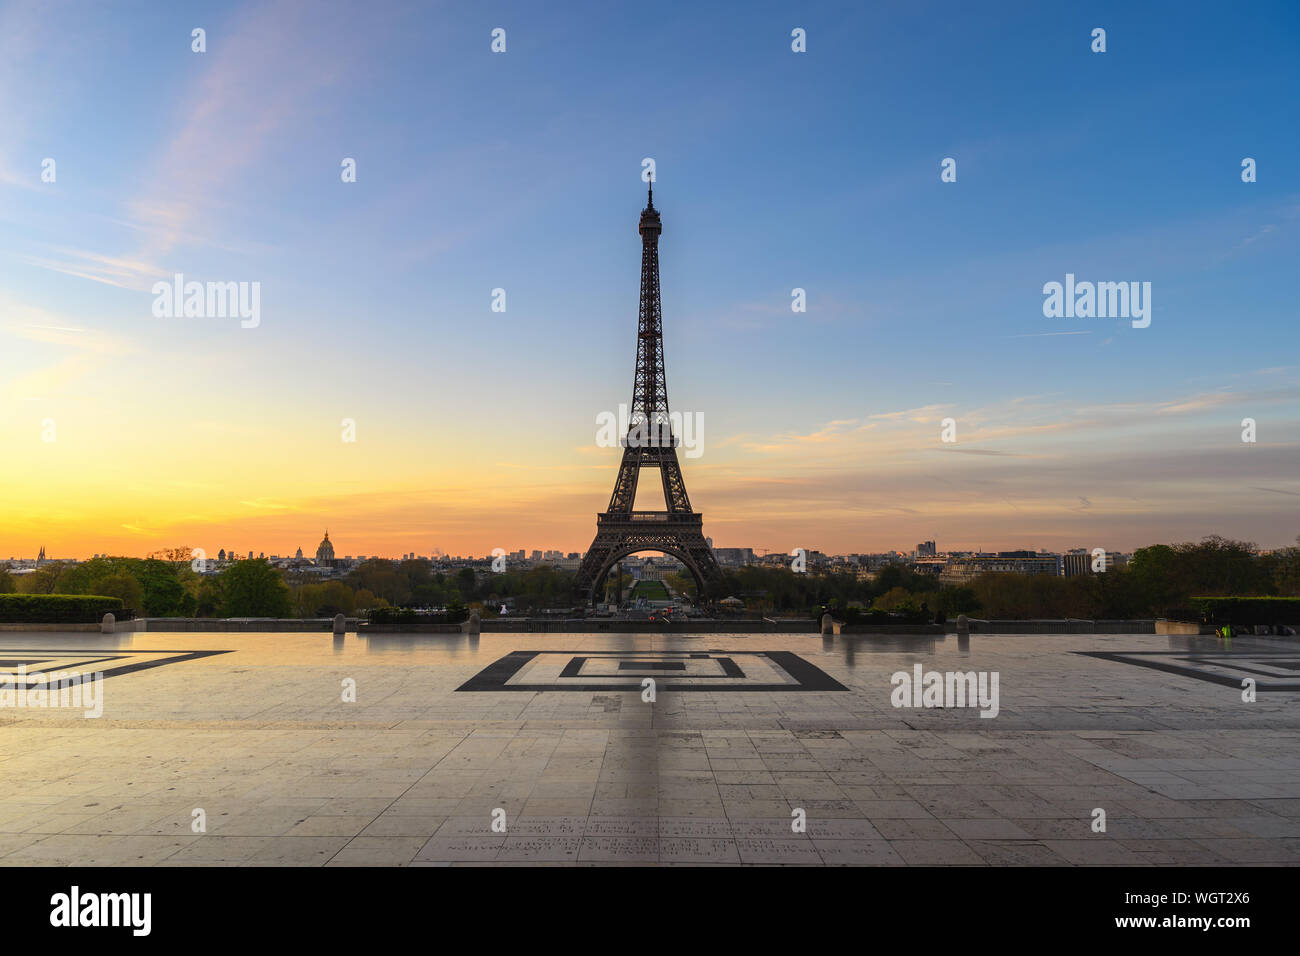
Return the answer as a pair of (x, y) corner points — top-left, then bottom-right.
(574, 182), (726, 607)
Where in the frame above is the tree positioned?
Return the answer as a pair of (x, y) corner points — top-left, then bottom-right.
(935, 586), (980, 615)
(1262, 536), (1300, 597)
(0, 568), (14, 594)
(874, 586), (918, 612)
(1174, 536), (1271, 596)
(298, 581), (355, 617)
(875, 564), (904, 593)
(194, 577), (223, 617)
(220, 559), (292, 617)
(402, 558), (435, 592)
(346, 559), (410, 606)
(665, 571), (697, 600)
(21, 564), (66, 594)
(456, 567), (477, 600)
(93, 573), (144, 611)
(52, 556), (188, 616)
(135, 558), (187, 615)
(148, 546), (196, 564)
(1127, 544), (1180, 615)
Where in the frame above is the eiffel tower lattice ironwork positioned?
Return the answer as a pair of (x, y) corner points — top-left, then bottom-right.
(574, 181), (725, 606)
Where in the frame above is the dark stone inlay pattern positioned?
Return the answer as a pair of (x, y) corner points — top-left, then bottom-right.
(456, 649), (848, 692)
(0, 649), (232, 687)
(617, 661), (687, 670)
(1077, 650), (1300, 691)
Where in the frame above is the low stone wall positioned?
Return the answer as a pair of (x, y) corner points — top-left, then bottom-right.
(358, 623), (463, 634)
(1155, 619), (1215, 635)
(0, 623), (105, 632)
(479, 618), (819, 634)
(839, 624), (944, 635)
(135, 618), (360, 632)
(957, 619), (1156, 634)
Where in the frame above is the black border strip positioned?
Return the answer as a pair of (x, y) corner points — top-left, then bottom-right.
(1076, 650), (1300, 690)
(0, 649), (233, 683)
(455, 650), (847, 692)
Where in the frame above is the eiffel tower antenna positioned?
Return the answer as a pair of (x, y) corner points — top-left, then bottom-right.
(574, 183), (724, 606)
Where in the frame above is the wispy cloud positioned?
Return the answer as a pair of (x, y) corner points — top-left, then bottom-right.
(25, 0), (372, 289)
(1252, 486), (1300, 497)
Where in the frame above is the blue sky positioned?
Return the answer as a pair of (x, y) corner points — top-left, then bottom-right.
(2, 0), (1298, 557)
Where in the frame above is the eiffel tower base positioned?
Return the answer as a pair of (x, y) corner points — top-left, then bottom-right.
(574, 512), (725, 607)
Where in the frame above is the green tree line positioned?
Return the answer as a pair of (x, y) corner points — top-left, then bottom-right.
(1, 534), (1294, 620)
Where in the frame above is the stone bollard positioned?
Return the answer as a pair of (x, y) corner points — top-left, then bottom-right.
(100, 612), (116, 634)
(820, 613), (834, 636)
(465, 610), (481, 636)
(333, 613), (346, 636)
(956, 614), (969, 635)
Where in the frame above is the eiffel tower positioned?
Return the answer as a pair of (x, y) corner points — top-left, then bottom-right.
(574, 181), (725, 606)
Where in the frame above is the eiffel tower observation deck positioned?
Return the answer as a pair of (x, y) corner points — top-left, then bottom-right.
(573, 182), (725, 606)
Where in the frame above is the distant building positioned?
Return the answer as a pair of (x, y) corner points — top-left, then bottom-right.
(940, 553), (1061, 585)
(1061, 549), (1125, 576)
(714, 547), (756, 567)
(638, 556), (684, 581)
(315, 532), (337, 568)
(916, 540), (937, 557)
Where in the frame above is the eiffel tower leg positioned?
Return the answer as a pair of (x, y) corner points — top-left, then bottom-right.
(574, 514), (726, 607)
(683, 538), (726, 596)
(574, 543), (615, 605)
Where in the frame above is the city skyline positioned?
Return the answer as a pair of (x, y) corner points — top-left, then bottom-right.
(3, 0), (1298, 557)
(4, 532), (1276, 566)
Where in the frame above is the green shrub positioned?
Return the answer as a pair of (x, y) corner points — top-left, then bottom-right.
(1189, 596), (1300, 625)
(0, 594), (126, 623)
(839, 605), (933, 625)
(366, 606), (467, 628)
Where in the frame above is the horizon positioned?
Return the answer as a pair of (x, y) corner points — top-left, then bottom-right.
(3, 0), (1298, 557)
(6, 532), (1293, 565)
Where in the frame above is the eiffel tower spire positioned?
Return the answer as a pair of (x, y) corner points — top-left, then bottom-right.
(574, 184), (724, 606)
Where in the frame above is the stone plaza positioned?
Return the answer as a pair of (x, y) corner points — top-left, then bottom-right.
(1, 629), (1297, 866)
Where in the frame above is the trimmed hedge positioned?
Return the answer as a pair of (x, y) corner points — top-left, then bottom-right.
(0, 594), (126, 623)
(1190, 596), (1300, 625)
(839, 606), (934, 625)
(366, 606), (468, 629)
